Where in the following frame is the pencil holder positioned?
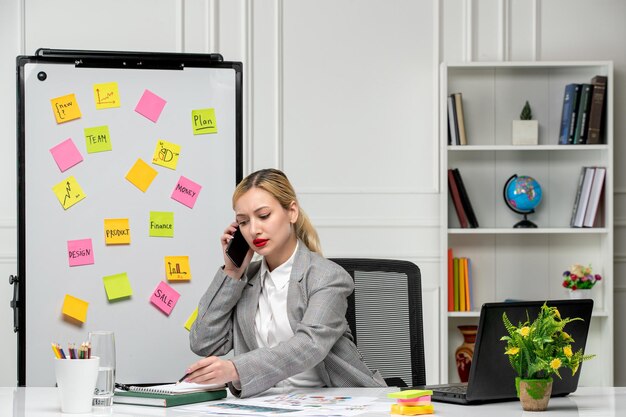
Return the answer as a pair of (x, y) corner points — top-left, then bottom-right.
(54, 356), (99, 413)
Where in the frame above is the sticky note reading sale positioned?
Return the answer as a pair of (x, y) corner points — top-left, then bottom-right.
(150, 281), (180, 316)
(184, 308), (198, 331)
(52, 176), (86, 210)
(135, 89), (166, 122)
(152, 140), (181, 170)
(50, 138), (83, 172)
(93, 82), (120, 109)
(191, 108), (218, 135)
(102, 272), (133, 301)
(50, 93), (82, 124)
(171, 176), (202, 209)
(165, 256), (191, 281)
(62, 294), (89, 323)
(149, 211), (174, 237)
(67, 238), (94, 267)
(125, 158), (158, 192)
(104, 218), (131, 245)
(84, 125), (112, 153)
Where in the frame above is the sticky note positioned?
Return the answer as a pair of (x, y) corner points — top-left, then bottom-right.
(150, 281), (180, 316)
(398, 397), (432, 405)
(102, 272), (133, 301)
(52, 176), (86, 210)
(125, 158), (158, 192)
(50, 93), (82, 124)
(50, 138), (83, 172)
(104, 218), (131, 245)
(388, 390), (433, 400)
(191, 108), (218, 134)
(149, 211), (174, 237)
(61, 294), (89, 323)
(165, 256), (191, 281)
(152, 140), (181, 170)
(84, 125), (112, 153)
(390, 403), (434, 415)
(67, 239), (94, 267)
(171, 176), (202, 209)
(184, 308), (198, 331)
(135, 89), (166, 122)
(93, 82), (120, 109)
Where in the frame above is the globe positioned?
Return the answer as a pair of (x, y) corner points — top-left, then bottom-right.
(503, 174), (543, 228)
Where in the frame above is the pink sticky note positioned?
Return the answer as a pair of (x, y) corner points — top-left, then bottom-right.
(150, 281), (180, 315)
(134, 89), (167, 122)
(171, 176), (202, 209)
(50, 138), (83, 172)
(67, 239), (95, 267)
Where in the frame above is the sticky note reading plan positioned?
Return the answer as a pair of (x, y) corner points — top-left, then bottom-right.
(93, 82), (120, 109)
(152, 140), (181, 170)
(104, 218), (131, 245)
(184, 308), (198, 331)
(67, 238), (94, 267)
(165, 256), (191, 281)
(84, 125), (112, 153)
(125, 158), (158, 192)
(149, 211), (174, 237)
(62, 294), (89, 323)
(171, 176), (202, 208)
(191, 108), (218, 134)
(50, 138), (83, 172)
(52, 176), (86, 210)
(135, 89), (166, 122)
(50, 93), (82, 124)
(102, 273), (133, 301)
(150, 281), (180, 316)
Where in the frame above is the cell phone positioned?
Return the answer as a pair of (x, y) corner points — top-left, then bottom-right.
(225, 227), (250, 268)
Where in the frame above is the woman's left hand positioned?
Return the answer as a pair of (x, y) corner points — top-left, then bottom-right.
(184, 356), (240, 386)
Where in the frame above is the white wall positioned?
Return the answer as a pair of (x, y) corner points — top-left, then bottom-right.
(1, 0), (625, 387)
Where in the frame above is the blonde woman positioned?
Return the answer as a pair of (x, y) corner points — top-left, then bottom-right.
(187, 168), (385, 397)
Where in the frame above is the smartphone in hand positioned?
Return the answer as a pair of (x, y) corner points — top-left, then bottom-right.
(225, 227), (250, 268)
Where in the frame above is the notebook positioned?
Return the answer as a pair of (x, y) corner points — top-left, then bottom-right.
(410, 299), (593, 405)
(113, 381), (227, 407)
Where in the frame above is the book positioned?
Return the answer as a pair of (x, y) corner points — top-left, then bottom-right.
(572, 167), (595, 227)
(583, 166), (606, 227)
(463, 258), (470, 311)
(569, 167), (586, 227)
(447, 95), (459, 145)
(566, 84), (582, 144)
(448, 169), (469, 228)
(447, 248), (454, 311)
(558, 84), (581, 145)
(458, 258), (466, 311)
(466, 257), (473, 311)
(114, 388), (227, 407)
(454, 93), (468, 145)
(586, 76), (608, 144)
(573, 84), (594, 144)
(453, 257), (459, 311)
(452, 168), (479, 228)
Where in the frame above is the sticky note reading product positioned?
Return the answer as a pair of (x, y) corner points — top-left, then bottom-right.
(191, 108), (218, 134)
(135, 89), (166, 122)
(52, 176), (86, 210)
(184, 308), (198, 331)
(152, 140), (181, 170)
(50, 93), (82, 124)
(84, 125), (112, 153)
(165, 256), (191, 281)
(102, 273), (133, 301)
(67, 239), (94, 267)
(61, 294), (89, 323)
(93, 82), (121, 109)
(171, 176), (202, 208)
(150, 281), (180, 316)
(50, 138), (83, 172)
(125, 158), (158, 192)
(149, 211), (174, 237)
(104, 218), (131, 245)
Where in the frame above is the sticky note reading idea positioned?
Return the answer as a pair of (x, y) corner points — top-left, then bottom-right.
(165, 256), (191, 281)
(50, 93), (82, 124)
(62, 294), (89, 323)
(150, 281), (180, 316)
(125, 158), (158, 192)
(84, 125), (112, 153)
(103, 272), (133, 301)
(104, 218), (131, 245)
(67, 239), (94, 267)
(93, 82), (120, 109)
(191, 108), (218, 135)
(152, 140), (181, 170)
(50, 138), (83, 172)
(135, 89), (166, 122)
(52, 176), (86, 210)
(149, 211), (174, 237)
(171, 176), (202, 209)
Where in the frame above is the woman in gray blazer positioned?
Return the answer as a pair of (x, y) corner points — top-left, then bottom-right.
(186, 168), (386, 398)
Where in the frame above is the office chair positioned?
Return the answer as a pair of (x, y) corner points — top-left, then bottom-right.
(330, 258), (426, 387)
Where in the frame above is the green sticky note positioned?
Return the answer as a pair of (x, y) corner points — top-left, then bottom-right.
(191, 108), (217, 135)
(184, 308), (198, 331)
(387, 389), (433, 399)
(149, 211), (174, 237)
(102, 272), (133, 301)
(84, 125), (112, 153)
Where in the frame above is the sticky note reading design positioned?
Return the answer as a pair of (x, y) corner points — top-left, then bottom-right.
(67, 238), (94, 267)
(84, 125), (112, 153)
(191, 108), (218, 135)
(52, 176), (86, 210)
(50, 93), (82, 124)
(50, 138), (83, 172)
(61, 294), (89, 323)
(150, 281), (180, 316)
(125, 158), (158, 192)
(165, 256), (191, 281)
(184, 307), (198, 331)
(135, 89), (166, 122)
(102, 272), (133, 301)
(149, 211), (174, 237)
(152, 140), (181, 170)
(93, 82), (120, 109)
(171, 176), (202, 209)
(104, 218), (131, 245)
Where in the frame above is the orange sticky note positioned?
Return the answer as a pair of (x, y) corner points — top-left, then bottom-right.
(104, 218), (131, 245)
(126, 158), (158, 192)
(184, 308), (198, 331)
(165, 256), (191, 281)
(93, 82), (120, 109)
(52, 176), (86, 210)
(61, 294), (89, 323)
(50, 93), (82, 124)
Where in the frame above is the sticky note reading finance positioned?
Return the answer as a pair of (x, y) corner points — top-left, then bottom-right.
(93, 82), (120, 109)
(50, 138), (83, 172)
(152, 140), (181, 170)
(50, 93), (82, 124)
(191, 108), (218, 135)
(135, 89), (166, 122)
(171, 176), (202, 209)
(149, 211), (174, 237)
(62, 294), (89, 323)
(150, 281), (180, 316)
(104, 218), (131, 245)
(165, 256), (191, 281)
(125, 158), (158, 192)
(52, 176), (86, 210)
(84, 125), (112, 153)
(67, 238), (94, 267)
(102, 272), (133, 301)
(184, 308), (198, 331)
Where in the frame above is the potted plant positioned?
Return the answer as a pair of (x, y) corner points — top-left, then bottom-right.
(501, 303), (594, 411)
(512, 100), (539, 145)
(562, 264), (602, 299)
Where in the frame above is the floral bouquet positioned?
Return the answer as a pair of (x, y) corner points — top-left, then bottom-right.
(562, 264), (602, 291)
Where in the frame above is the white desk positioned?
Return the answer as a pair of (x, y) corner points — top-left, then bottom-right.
(1, 386), (625, 416)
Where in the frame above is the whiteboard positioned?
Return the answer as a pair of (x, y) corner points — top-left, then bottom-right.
(17, 52), (242, 386)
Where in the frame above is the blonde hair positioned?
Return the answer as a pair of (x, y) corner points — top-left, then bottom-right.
(232, 169), (322, 254)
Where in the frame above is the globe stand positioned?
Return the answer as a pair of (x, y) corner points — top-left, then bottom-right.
(514, 211), (537, 228)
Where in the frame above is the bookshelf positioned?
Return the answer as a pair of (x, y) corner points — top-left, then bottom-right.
(439, 62), (613, 386)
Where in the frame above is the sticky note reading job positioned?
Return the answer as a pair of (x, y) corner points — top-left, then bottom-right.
(50, 138), (83, 172)
(135, 89), (166, 122)
(52, 176), (86, 210)
(50, 93), (82, 124)
(104, 218), (131, 245)
(102, 273), (133, 301)
(125, 158), (158, 192)
(171, 176), (202, 208)
(152, 140), (181, 170)
(149, 211), (174, 237)
(165, 256), (191, 281)
(61, 294), (89, 323)
(67, 238), (94, 267)
(93, 82), (120, 109)
(84, 125), (112, 153)
(150, 281), (180, 316)
(191, 108), (218, 135)
(184, 308), (198, 331)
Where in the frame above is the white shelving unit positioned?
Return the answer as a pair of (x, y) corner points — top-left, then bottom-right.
(439, 62), (614, 386)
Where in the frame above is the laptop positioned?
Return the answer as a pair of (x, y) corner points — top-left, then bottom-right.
(411, 299), (593, 405)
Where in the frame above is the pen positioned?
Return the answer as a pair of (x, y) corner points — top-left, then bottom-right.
(176, 372), (190, 384)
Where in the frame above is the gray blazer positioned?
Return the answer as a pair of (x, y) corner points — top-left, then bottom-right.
(190, 242), (386, 398)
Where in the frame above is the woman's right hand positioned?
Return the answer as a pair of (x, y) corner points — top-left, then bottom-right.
(221, 222), (253, 279)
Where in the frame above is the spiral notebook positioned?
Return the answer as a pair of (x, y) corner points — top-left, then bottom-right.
(123, 381), (225, 395)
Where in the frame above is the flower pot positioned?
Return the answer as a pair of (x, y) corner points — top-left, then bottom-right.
(568, 289), (592, 299)
(455, 325), (477, 383)
(516, 377), (553, 411)
(512, 120), (539, 145)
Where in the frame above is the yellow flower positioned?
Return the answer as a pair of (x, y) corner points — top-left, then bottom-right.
(550, 358), (562, 370)
(554, 309), (561, 320)
(564, 346), (573, 358)
(505, 347), (520, 355)
(518, 326), (530, 337)
(561, 331), (572, 341)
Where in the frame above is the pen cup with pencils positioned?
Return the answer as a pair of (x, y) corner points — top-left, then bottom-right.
(53, 355), (100, 413)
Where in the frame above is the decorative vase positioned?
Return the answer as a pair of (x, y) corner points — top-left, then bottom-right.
(516, 377), (553, 411)
(455, 325), (478, 383)
(568, 289), (592, 300)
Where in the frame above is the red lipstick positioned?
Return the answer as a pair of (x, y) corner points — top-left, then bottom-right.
(253, 238), (269, 248)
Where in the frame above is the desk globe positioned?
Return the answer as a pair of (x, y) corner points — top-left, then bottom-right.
(503, 174), (542, 228)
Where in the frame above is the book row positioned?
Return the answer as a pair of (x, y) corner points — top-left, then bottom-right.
(559, 75), (607, 145)
(447, 249), (472, 312)
(447, 92), (467, 146)
(570, 166), (606, 228)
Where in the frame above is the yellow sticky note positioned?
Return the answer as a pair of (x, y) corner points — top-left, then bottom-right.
(184, 308), (198, 331)
(191, 108), (218, 134)
(104, 218), (131, 245)
(126, 158), (158, 192)
(152, 140), (181, 170)
(84, 125), (113, 153)
(103, 272), (133, 301)
(50, 93), (82, 124)
(52, 176), (86, 210)
(165, 256), (191, 281)
(61, 294), (89, 323)
(93, 82), (121, 109)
